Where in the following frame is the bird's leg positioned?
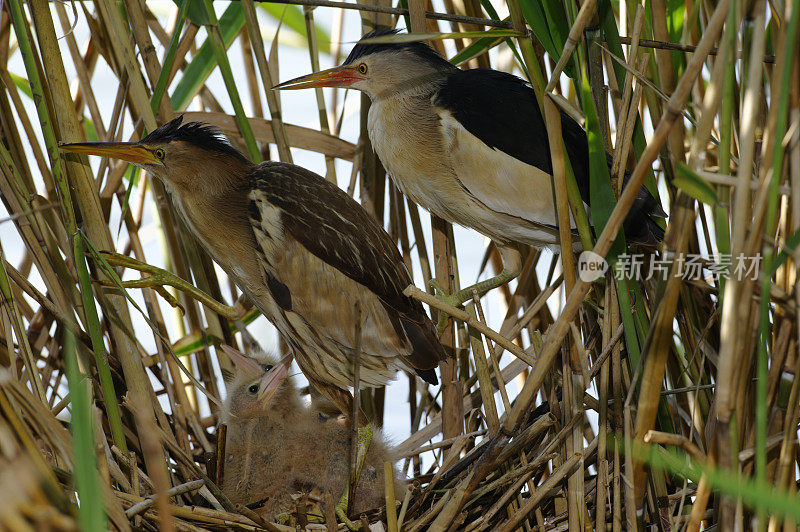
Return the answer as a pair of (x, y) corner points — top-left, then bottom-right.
(310, 380), (372, 531)
(335, 423), (373, 530)
(94, 251), (250, 320)
(430, 245), (522, 335)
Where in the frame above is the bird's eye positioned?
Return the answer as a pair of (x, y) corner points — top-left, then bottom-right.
(154, 148), (166, 160)
(247, 384), (259, 394)
(357, 63), (368, 75)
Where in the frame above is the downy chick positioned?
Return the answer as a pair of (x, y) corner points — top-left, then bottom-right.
(218, 345), (404, 520)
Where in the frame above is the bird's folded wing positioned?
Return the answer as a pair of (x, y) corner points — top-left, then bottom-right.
(438, 110), (566, 228)
(248, 162), (412, 306)
(248, 162), (446, 368)
(434, 68), (665, 245)
(433, 69), (569, 227)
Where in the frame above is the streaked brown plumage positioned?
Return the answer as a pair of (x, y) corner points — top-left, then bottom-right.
(219, 346), (403, 520)
(59, 116), (446, 399)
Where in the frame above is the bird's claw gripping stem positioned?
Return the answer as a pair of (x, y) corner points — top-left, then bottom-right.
(336, 424), (373, 531)
(429, 271), (517, 335)
(95, 251), (249, 320)
(429, 278), (465, 335)
(335, 498), (359, 530)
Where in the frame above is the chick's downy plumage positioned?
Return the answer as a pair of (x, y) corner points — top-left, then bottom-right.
(219, 347), (404, 519)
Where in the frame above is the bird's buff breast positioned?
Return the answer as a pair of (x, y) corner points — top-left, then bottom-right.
(367, 100), (539, 244)
(368, 100), (569, 247)
(367, 101), (466, 217)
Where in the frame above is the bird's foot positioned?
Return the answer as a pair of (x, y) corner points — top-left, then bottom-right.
(429, 280), (457, 336)
(429, 271), (518, 335)
(429, 278), (481, 336)
(335, 501), (360, 531)
(429, 279), (469, 307)
(335, 424), (374, 530)
(93, 251), (250, 320)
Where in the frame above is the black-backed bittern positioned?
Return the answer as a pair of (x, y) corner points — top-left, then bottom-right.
(219, 346), (402, 523)
(274, 29), (666, 311)
(59, 116), (444, 527)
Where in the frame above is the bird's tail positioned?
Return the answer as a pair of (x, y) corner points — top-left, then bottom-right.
(414, 367), (440, 385)
(620, 171), (667, 247)
(399, 315), (449, 386)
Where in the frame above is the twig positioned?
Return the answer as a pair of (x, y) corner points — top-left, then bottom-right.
(385, 462), (398, 532)
(125, 479), (205, 519)
(253, 0), (514, 29)
(349, 300), (362, 514)
(324, 492), (338, 531)
(215, 424), (227, 488)
(544, 0), (598, 92)
(110, 446), (155, 491)
(403, 285), (536, 366)
(472, 291), (511, 413)
(398, 430), (486, 458)
(588, 324), (625, 379)
(396, 484), (414, 531)
(495, 454), (583, 532)
(235, 504), (285, 532)
(617, 36), (775, 63)
(643, 430), (705, 462)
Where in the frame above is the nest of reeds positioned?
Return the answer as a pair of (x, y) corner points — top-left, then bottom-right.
(1, 0), (799, 530)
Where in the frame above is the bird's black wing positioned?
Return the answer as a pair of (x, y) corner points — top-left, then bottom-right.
(435, 69), (552, 173)
(248, 162), (446, 380)
(434, 69), (664, 245)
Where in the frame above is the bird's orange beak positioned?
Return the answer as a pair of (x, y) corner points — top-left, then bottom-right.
(221, 345), (262, 374)
(257, 353), (293, 404)
(272, 65), (364, 90)
(58, 141), (160, 166)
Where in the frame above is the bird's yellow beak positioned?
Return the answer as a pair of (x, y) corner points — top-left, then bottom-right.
(272, 65), (364, 90)
(58, 141), (160, 166)
(257, 353), (293, 405)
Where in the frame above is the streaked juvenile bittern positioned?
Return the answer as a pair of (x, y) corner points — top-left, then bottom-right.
(59, 116), (443, 528)
(219, 346), (402, 523)
(274, 29), (666, 313)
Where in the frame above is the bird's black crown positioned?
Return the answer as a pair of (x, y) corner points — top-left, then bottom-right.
(141, 116), (250, 163)
(344, 28), (451, 69)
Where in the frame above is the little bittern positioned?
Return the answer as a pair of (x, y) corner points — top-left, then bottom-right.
(275, 29), (666, 310)
(219, 346), (403, 523)
(59, 116), (442, 527)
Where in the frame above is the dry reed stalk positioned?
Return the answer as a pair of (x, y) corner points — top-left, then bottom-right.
(1, 0), (797, 529)
(502, 0), (731, 463)
(241, 0), (293, 162)
(404, 286), (536, 366)
(349, 300), (362, 515)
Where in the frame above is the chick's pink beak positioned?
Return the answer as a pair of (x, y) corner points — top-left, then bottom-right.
(221, 344), (262, 374)
(257, 353), (294, 404)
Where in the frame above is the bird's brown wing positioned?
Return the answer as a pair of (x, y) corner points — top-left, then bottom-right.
(247, 161), (447, 375)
